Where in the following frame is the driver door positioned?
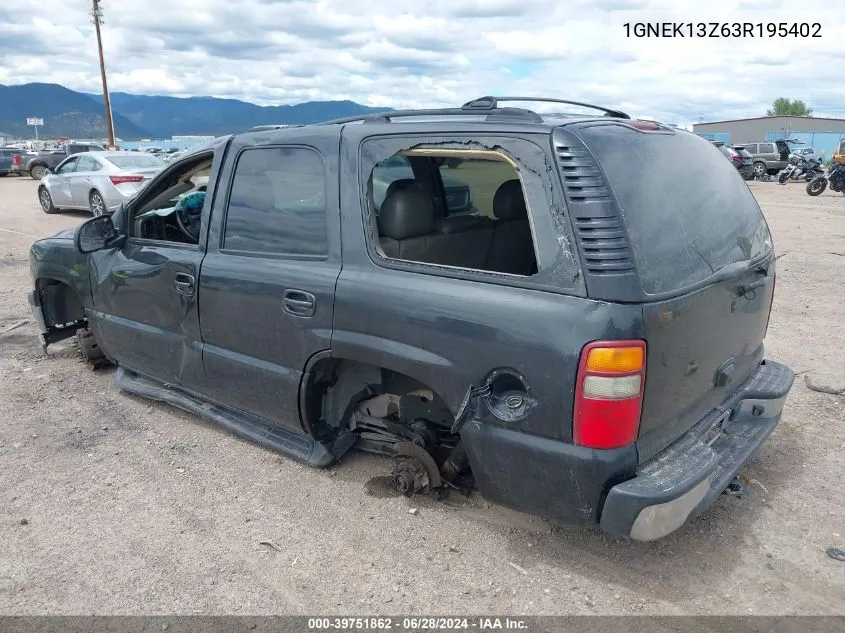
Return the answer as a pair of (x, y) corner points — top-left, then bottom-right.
(50, 156), (80, 206)
(86, 143), (228, 388)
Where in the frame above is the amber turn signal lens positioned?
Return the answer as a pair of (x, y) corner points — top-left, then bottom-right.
(585, 346), (644, 373)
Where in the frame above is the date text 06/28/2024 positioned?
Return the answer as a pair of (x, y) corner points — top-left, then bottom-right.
(622, 22), (821, 38)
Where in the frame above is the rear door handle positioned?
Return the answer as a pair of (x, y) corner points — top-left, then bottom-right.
(283, 289), (316, 317)
(174, 272), (195, 296)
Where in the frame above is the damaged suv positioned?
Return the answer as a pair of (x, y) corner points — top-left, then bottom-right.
(28, 97), (793, 541)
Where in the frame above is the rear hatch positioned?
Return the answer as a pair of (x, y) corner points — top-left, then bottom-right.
(562, 122), (775, 462)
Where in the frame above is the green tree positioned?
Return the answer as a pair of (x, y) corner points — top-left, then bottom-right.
(767, 98), (813, 116)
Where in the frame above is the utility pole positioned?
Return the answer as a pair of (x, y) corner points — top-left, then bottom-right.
(91, 0), (116, 149)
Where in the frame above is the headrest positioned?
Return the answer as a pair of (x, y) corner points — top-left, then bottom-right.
(378, 188), (434, 240)
(385, 178), (423, 200)
(493, 179), (528, 221)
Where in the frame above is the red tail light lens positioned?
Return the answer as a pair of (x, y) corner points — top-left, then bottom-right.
(573, 340), (646, 449)
(109, 175), (145, 185)
(12, 155), (20, 166)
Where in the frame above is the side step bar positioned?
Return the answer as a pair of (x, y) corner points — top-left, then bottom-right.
(115, 367), (354, 468)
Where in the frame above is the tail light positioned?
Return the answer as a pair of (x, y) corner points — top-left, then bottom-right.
(12, 155), (20, 167)
(109, 175), (144, 185)
(573, 340), (646, 449)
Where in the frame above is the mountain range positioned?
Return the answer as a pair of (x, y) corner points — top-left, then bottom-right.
(0, 83), (391, 140)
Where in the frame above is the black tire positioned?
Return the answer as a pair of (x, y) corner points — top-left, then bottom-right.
(778, 172), (788, 184)
(29, 164), (47, 180)
(89, 190), (106, 216)
(38, 186), (59, 214)
(753, 162), (767, 178)
(807, 177), (827, 196)
(75, 328), (108, 370)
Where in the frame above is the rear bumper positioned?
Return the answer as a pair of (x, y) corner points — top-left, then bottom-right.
(460, 359), (793, 539)
(600, 360), (794, 540)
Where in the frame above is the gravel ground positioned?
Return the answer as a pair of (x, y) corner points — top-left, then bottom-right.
(0, 175), (843, 615)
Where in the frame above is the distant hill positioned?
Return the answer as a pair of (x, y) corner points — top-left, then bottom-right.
(106, 92), (392, 137)
(0, 82), (391, 141)
(0, 83), (150, 139)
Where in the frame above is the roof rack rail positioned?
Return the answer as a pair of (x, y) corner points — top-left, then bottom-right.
(461, 96), (631, 120)
(316, 106), (543, 126)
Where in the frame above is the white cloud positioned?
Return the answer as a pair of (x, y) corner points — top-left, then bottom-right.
(0, 0), (843, 127)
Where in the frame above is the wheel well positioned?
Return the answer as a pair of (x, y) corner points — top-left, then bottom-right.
(302, 358), (454, 441)
(36, 279), (85, 329)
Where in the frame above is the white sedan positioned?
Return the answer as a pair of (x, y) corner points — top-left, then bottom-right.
(37, 151), (167, 216)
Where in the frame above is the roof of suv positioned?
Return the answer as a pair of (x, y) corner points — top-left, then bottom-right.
(314, 96), (634, 129)
(238, 97), (650, 139)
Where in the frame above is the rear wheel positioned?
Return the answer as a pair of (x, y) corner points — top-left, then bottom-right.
(807, 177), (827, 196)
(753, 162), (767, 178)
(38, 187), (59, 214)
(29, 165), (47, 180)
(89, 190), (106, 216)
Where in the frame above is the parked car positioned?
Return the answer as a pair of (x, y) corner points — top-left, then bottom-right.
(712, 142), (754, 179)
(791, 146), (821, 162)
(27, 96), (793, 541)
(0, 147), (27, 176)
(740, 140), (803, 177)
(37, 151), (166, 216)
(25, 142), (107, 180)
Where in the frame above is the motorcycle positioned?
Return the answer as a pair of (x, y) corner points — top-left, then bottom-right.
(806, 162), (845, 196)
(778, 154), (824, 184)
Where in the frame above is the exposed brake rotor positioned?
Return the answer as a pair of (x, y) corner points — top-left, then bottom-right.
(393, 441), (443, 490)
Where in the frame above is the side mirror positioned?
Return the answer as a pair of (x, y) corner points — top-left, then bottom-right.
(75, 215), (125, 254)
(45, 167), (54, 175)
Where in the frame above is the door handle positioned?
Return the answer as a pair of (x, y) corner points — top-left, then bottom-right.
(283, 289), (316, 317)
(174, 272), (195, 296)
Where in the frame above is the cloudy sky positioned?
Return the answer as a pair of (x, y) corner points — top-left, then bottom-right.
(1, 0), (842, 127)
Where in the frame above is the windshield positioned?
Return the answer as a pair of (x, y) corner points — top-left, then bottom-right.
(580, 126), (772, 294)
(107, 155), (166, 169)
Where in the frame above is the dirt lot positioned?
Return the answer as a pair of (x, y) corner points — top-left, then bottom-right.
(1, 175), (843, 615)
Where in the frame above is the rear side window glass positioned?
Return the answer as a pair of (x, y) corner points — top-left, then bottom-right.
(580, 126), (771, 294)
(223, 146), (327, 257)
(759, 143), (774, 153)
(76, 156), (102, 171)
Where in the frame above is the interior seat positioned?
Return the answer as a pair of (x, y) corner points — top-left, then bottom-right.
(377, 187), (436, 262)
(429, 214), (495, 270)
(484, 179), (536, 275)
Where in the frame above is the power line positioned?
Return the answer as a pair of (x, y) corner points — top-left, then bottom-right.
(91, 0), (116, 148)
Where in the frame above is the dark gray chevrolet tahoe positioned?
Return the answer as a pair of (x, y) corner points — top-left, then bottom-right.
(27, 97), (794, 541)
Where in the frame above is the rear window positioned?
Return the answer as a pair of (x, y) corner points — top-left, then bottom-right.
(107, 155), (166, 169)
(580, 125), (772, 294)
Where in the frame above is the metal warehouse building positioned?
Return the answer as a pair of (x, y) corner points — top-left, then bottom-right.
(693, 116), (845, 160)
